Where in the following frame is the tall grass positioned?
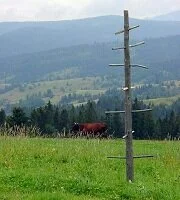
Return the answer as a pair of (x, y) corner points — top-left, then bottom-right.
(0, 124), (41, 137)
(0, 137), (179, 199)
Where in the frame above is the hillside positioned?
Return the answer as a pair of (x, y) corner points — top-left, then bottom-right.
(0, 77), (106, 109)
(0, 35), (179, 84)
(1, 15), (180, 57)
(0, 17), (179, 110)
(0, 76), (179, 112)
(151, 10), (180, 21)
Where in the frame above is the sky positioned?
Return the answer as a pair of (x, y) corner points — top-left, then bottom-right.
(0, 0), (180, 22)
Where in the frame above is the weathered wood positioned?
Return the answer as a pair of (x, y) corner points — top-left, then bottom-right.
(107, 155), (154, 159)
(109, 64), (125, 67)
(112, 41), (144, 51)
(131, 64), (148, 69)
(132, 109), (152, 113)
(115, 25), (140, 35)
(109, 64), (148, 69)
(129, 41), (145, 48)
(105, 109), (152, 114)
(108, 10), (152, 183)
(124, 10), (134, 182)
(112, 47), (125, 50)
(128, 25), (140, 31)
(105, 111), (126, 114)
(122, 87), (129, 91)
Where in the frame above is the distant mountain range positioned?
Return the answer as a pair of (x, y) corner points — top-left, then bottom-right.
(0, 14), (179, 109)
(0, 15), (180, 58)
(151, 10), (180, 21)
(0, 35), (179, 84)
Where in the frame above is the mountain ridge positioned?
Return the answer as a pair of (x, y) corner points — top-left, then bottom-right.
(151, 10), (180, 21)
(1, 15), (180, 58)
(0, 34), (179, 84)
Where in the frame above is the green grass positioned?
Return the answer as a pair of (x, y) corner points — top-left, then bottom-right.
(144, 95), (180, 106)
(0, 137), (179, 200)
(0, 77), (104, 106)
(0, 77), (179, 107)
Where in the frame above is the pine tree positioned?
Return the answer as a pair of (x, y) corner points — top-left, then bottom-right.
(45, 101), (54, 125)
(37, 107), (45, 131)
(0, 109), (6, 126)
(59, 109), (69, 131)
(175, 115), (180, 139)
(53, 107), (60, 132)
(77, 105), (85, 123)
(132, 98), (143, 139)
(169, 111), (176, 138)
(69, 105), (76, 125)
(8, 107), (28, 127)
(85, 101), (97, 122)
(143, 111), (155, 139)
(155, 119), (162, 139)
(112, 112), (123, 138)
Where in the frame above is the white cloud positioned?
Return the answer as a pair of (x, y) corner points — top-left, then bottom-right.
(125, 0), (180, 18)
(0, 0), (179, 21)
(83, 0), (180, 19)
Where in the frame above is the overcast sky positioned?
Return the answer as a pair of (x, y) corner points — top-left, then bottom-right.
(0, 0), (180, 22)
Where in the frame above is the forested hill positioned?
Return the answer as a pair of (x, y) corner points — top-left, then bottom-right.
(1, 15), (180, 57)
(0, 35), (179, 84)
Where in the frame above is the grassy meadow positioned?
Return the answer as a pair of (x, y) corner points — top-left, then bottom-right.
(0, 137), (179, 200)
(144, 95), (180, 106)
(0, 76), (179, 108)
(0, 77), (105, 106)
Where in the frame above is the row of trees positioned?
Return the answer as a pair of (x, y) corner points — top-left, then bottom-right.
(0, 95), (179, 139)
